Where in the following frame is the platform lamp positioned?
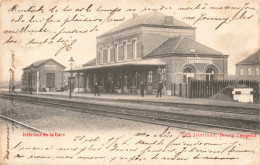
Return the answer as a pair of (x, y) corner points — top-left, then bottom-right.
(30, 64), (34, 95)
(69, 57), (75, 99)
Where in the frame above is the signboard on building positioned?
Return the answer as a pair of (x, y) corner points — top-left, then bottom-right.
(45, 65), (57, 70)
(187, 57), (213, 64)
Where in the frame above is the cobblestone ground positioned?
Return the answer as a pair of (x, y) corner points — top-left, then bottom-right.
(0, 98), (176, 134)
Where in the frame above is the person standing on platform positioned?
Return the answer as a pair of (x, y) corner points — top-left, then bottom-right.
(156, 81), (163, 97)
(94, 82), (100, 96)
(140, 81), (145, 97)
(12, 85), (18, 95)
(111, 80), (114, 94)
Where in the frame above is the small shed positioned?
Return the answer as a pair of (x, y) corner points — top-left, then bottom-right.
(22, 58), (66, 92)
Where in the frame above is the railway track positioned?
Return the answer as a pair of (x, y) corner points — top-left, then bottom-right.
(116, 99), (259, 115)
(31, 93), (259, 115)
(1, 93), (259, 133)
(0, 115), (46, 133)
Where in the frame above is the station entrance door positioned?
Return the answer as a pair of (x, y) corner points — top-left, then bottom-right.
(46, 73), (55, 88)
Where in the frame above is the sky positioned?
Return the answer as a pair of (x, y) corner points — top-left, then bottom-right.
(0, 0), (259, 82)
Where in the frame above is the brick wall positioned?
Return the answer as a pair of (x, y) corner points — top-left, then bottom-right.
(23, 60), (65, 90)
(236, 64), (260, 80)
(161, 55), (228, 84)
(37, 60), (65, 89)
(96, 33), (141, 64)
(96, 26), (195, 63)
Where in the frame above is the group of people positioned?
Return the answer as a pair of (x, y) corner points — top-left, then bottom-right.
(94, 81), (164, 97)
(140, 81), (163, 97)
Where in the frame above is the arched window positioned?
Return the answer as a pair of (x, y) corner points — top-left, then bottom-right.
(206, 68), (216, 81)
(183, 66), (194, 83)
(184, 67), (194, 73)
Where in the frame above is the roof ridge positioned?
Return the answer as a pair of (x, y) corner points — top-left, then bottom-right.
(23, 58), (65, 70)
(236, 50), (260, 65)
(144, 37), (176, 57)
(146, 37), (184, 57)
(184, 37), (223, 55)
(173, 36), (184, 52)
(99, 12), (193, 37)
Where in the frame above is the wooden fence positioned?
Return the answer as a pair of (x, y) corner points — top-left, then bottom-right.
(171, 80), (260, 100)
(171, 83), (188, 98)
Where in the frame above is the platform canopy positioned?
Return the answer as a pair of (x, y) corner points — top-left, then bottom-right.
(66, 58), (166, 72)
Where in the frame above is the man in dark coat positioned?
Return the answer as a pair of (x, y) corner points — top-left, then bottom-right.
(140, 81), (145, 97)
(156, 81), (163, 97)
(12, 85), (18, 95)
(94, 82), (100, 96)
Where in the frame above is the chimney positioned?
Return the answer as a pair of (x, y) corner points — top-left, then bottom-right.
(133, 13), (138, 19)
(164, 16), (173, 25)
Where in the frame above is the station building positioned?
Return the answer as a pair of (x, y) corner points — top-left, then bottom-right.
(236, 50), (260, 80)
(22, 58), (66, 91)
(72, 12), (228, 95)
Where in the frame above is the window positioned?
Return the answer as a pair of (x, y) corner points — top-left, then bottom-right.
(206, 68), (215, 81)
(123, 42), (127, 60)
(132, 40), (137, 59)
(248, 68), (252, 75)
(161, 68), (166, 81)
(183, 67), (194, 83)
(114, 44), (118, 62)
(103, 49), (106, 64)
(239, 68), (244, 75)
(99, 47), (103, 64)
(148, 71), (153, 83)
(184, 67), (193, 73)
(107, 46), (110, 63)
(46, 73), (55, 88)
(256, 68), (259, 75)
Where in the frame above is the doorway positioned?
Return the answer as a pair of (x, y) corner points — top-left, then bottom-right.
(46, 73), (55, 88)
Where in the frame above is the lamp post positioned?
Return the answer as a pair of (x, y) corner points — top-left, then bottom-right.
(30, 64), (34, 95)
(69, 57), (74, 99)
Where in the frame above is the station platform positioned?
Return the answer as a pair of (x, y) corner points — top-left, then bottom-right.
(0, 88), (259, 109)
(35, 91), (260, 109)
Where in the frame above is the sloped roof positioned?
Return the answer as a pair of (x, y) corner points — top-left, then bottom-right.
(99, 12), (193, 37)
(236, 50), (260, 65)
(70, 59), (166, 72)
(82, 58), (96, 67)
(23, 58), (66, 70)
(146, 37), (223, 57)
